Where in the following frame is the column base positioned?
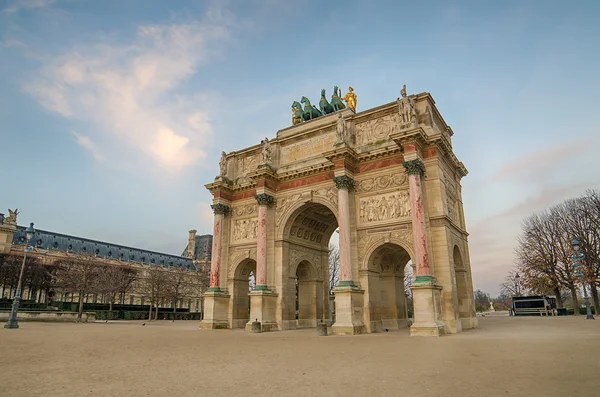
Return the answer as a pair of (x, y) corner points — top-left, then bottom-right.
(331, 287), (366, 335)
(245, 289), (278, 332)
(410, 279), (446, 337)
(199, 291), (230, 330)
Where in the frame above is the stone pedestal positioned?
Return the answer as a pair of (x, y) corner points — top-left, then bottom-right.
(331, 287), (366, 335)
(410, 277), (445, 337)
(199, 291), (230, 329)
(245, 290), (278, 332)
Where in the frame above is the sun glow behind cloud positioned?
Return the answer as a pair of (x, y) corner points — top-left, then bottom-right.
(24, 11), (235, 172)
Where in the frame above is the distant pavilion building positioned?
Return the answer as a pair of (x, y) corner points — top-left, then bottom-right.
(0, 211), (212, 312)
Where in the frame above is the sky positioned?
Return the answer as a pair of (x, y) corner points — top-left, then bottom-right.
(1, 0), (599, 296)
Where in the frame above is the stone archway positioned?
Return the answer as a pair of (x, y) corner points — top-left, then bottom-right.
(362, 243), (412, 333)
(229, 258), (256, 329)
(280, 202), (337, 330)
(453, 245), (470, 319)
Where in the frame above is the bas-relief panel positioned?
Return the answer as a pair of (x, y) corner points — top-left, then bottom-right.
(235, 154), (259, 180)
(231, 218), (258, 242)
(279, 131), (336, 164)
(232, 204), (257, 218)
(358, 191), (410, 224)
(354, 114), (400, 147)
(356, 172), (407, 193)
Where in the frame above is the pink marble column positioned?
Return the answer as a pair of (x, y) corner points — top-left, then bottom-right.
(403, 159), (430, 276)
(333, 175), (356, 287)
(208, 204), (229, 292)
(254, 193), (274, 290)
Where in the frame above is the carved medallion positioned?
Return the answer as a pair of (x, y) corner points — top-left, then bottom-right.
(354, 114), (399, 147)
(357, 172), (407, 193)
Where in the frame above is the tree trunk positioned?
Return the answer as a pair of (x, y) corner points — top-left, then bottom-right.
(591, 284), (600, 315)
(109, 293), (114, 312)
(173, 299), (177, 313)
(553, 287), (563, 308)
(148, 300), (153, 321)
(154, 302), (159, 320)
(77, 295), (84, 323)
(570, 286), (579, 315)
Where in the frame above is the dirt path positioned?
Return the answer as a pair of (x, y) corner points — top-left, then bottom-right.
(1, 316), (599, 396)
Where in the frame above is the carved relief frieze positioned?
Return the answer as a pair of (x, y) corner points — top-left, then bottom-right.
(236, 154), (259, 179)
(358, 191), (410, 224)
(354, 114), (399, 147)
(232, 204), (257, 218)
(356, 172), (407, 193)
(231, 218), (258, 242)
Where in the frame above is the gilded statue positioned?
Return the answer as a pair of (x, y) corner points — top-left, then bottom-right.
(342, 86), (357, 112)
(291, 101), (304, 125)
(398, 84), (417, 130)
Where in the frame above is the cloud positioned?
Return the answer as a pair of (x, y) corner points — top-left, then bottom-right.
(197, 202), (214, 235)
(480, 137), (597, 185)
(71, 131), (104, 161)
(24, 9), (236, 172)
(3, 0), (55, 14)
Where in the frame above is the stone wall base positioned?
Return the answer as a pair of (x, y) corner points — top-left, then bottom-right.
(199, 291), (230, 330)
(410, 280), (445, 337)
(331, 287), (366, 335)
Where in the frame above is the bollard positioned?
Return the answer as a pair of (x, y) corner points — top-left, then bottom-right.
(317, 322), (328, 336)
(251, 319), (262, 333)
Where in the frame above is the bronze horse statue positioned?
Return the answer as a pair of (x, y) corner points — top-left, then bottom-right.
(291, 101), (304, 125)
(331, 86), (346, 111)
(319, 89), (334, 115)
(301, 96), (322, 121)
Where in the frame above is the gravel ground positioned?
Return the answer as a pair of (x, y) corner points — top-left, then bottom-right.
(1, 315), (599, 397)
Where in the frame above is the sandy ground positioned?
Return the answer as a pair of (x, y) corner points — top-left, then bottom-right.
(1, 314), (599, 397)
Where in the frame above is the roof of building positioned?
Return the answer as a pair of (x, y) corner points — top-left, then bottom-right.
(12, 226), (203, 270)
(181, 234), (213, 261)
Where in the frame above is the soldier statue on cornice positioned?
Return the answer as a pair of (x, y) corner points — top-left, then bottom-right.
(398, 84), (417, 130)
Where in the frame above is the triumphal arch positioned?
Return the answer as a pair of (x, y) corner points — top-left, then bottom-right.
(200, 85), (477, 336)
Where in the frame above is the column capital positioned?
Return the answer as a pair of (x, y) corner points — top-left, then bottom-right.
(333, 175), (355, 190)
(210, 203), (230, 215)
(402, 159), (426, 177)
(254, 193), (274, 207)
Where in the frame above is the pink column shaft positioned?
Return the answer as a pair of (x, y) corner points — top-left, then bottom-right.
(338, 187), (353, 281)
(209, 213), (223, 288)
(408, 174), (430, 276)
(256, 205), (268, 286)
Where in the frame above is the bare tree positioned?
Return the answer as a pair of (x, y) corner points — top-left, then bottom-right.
(96, 265), (137, 311)
(328, 244), (340, 293)
(53, 253), (101, 322)
(499, 270), (521, 297)
(137, 267), (170, 320)
(404, 262), (413, 299)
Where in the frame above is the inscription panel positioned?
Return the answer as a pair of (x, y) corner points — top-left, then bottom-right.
(280, 131), (336, 164)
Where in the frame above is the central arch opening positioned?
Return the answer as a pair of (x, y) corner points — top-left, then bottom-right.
(363, 243), (413, 332)
(283, 202), (339, 330)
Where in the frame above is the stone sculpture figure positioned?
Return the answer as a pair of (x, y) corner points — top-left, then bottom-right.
(261, 137), (272, 166)
(336, 113), (348, 145)
(398, 84), (417, 130)
(219, 151), (227, 177)
(342, 86), (357, 112)
(4, 208), (19, 225)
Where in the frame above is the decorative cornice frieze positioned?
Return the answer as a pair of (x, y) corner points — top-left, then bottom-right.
(402, 159), (426, 177)
(254, 193), (275, 207)
(333, 175), (355, 190)
(211, 203), (231, 215)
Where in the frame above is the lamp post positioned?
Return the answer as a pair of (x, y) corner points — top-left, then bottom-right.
(571, 238), (594, 320)
(5, 222), (35, 329)
(515, 273), (520, 297)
